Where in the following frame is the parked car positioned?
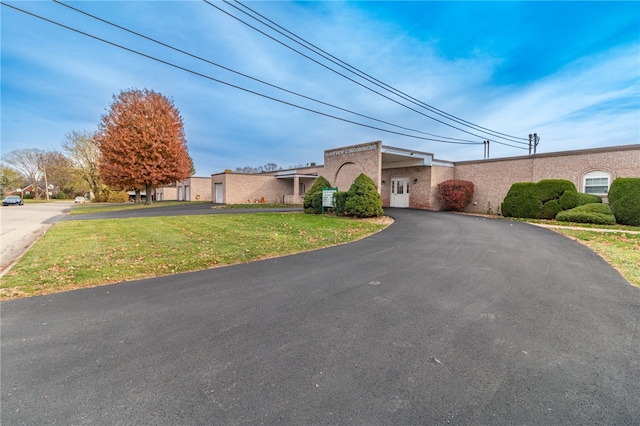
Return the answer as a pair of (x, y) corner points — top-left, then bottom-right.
(2, 195), (24, 206)
(74, 196), (86, 204)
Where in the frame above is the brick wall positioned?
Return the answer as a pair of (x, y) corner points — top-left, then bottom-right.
(176, 177), (212, 201)
(381, 166), (434, 208)
(211, 164), (325, 205)
(324, 141), (382, 191)
(453, 145), (640, 214)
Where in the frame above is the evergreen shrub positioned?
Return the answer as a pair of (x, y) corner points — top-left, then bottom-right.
(556, 203), (616, 225)
(303, 176), (331, 214)
(537, 180), (577, 203)
(435, 180), (474, 211)
(333, 191), (348, 216)
(540, 200), (562, 219)
(501, 183), (541, 218)
(54, 192), (68, 200)
(344, 173), (383, 218)
(558, 190), (602, 210)
(608, 178), (640, 226)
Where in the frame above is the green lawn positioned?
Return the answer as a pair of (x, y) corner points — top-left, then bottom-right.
(69, 201), (212, 215)
(0, 213), (389, 299)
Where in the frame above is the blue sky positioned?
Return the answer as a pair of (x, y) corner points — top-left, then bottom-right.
(2, 1), (639, 176)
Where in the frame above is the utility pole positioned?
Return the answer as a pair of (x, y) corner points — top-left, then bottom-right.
(483, 140), (490, 159)
(529, 133), (540, 155)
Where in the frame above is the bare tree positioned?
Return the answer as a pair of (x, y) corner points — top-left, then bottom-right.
(0, 164), (24, 197)
(4, 148), (44, 197)
(61, 130), (103, 200)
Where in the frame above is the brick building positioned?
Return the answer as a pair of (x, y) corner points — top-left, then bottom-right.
(210, 141), (640, 213)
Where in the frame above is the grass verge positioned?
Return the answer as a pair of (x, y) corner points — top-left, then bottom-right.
(214, 203), (299, 209)
(554, 229), (640, 287)
(69, 201), (211, 215)
(0, 213), (390, 299)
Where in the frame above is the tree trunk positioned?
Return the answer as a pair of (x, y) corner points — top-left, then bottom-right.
(135, 189), (141, 204)
(145, 183), (153, 205)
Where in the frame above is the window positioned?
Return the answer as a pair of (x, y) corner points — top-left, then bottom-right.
(583, 171), (610, 195)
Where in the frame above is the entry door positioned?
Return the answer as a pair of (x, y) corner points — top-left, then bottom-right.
(391, 178), (409, 208)
(215, 183), (224, 203)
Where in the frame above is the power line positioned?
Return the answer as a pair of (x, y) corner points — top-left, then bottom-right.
(220, 0), (529, 145)
(50, 0), (483, 145)
(0, 1), (485, 147)
(204, 0), (527, 150)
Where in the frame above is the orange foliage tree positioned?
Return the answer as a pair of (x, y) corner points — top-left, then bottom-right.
(96, 88), (192, 204)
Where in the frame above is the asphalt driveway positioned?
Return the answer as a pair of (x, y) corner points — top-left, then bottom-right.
(2, 208), (639, 424)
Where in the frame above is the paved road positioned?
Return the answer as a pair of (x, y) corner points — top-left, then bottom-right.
(0, 202), (72, 272)
(2, 208), (639, 424)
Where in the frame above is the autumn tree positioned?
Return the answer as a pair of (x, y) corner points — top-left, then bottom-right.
(61, 130), (106, 200)
(96, 89), (192, 204)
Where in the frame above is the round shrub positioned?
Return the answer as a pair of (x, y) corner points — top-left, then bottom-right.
(558, 190), (579, 210)
(537, 179), (577, 203)
(556, 203), (616, 225)
(54, 192), (68, 200)
(344, 173), (383, 218)
(435, 180), (474, 211)
(501, 182), (541, 218)
(303, 175), (331, 214)
(540, 200), (562, 219)
(608, 178), (640, 226)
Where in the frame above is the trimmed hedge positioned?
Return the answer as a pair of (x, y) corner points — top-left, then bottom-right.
(608, 178), (640, 226)
(501, 182), (541, 218)
(540, 199), (562, 220)
(501, 179), (602, 219)
(556, 203), (616, 225)
(537, 179), (576, 203)
(558, 190), (602, 210)
(303, 176), (331, 214)
(344, 173), (383, 218)
(435, 180), (474, 211)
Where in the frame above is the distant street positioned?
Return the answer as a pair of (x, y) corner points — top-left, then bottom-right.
(2, 208), (639, 424)
(0, 202), (72, 273)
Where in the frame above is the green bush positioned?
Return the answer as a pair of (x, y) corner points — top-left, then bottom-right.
(540, 200), (562, 219)
(556, 203), (616, 225)
(537, 179), (576, 203)
(54, 192), (68, 200)
(559, 190), (602, 210)
(608, 178), (640, 226)
(303, 176), (331, 214)
(501, 182), (541, 218)
(333, 191), (348, 216)
(344, 173), (383, 218)
(558, 190), (579, 210)
(577, 192), (602, 206)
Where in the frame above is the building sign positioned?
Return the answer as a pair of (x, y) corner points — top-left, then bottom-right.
(325, 144), (377, 157)
(322, 187), (338, 208)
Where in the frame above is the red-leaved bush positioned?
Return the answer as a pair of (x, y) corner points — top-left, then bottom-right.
(435, 180), (474, 211)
